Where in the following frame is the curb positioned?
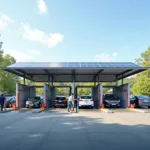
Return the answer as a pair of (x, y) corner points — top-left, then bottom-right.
(0, 108), (15, 113)
(100, 108), (114, 113)
(128, 108), (149, 113)
(32, 109), (45, 113)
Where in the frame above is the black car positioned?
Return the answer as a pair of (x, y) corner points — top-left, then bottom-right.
(103, 94), (120, 108)
(5, 96), (16, 108)
(54, 96), (67, 108)
(130, 95), (150, 108)
(26, 96), (43, 108)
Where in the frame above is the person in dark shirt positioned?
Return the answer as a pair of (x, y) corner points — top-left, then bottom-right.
(0, 94), (5, 111)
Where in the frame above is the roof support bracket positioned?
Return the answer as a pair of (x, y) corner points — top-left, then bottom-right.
(94, 69), (104, 81)
(43, 69), (49, 74)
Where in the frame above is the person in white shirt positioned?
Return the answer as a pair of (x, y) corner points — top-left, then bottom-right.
(67, 93), (74, 112)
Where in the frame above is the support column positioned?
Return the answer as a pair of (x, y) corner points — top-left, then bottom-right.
(98, 75), (100, 84)
(23, 75), (26, 85)
(51, 76), (53, 87)
(30, 76), (33, 86)
(72, 75), (75, 94)
(48, 75), (50, 86)
(122, 75), (124, 85)
(94, 76), (96, 86)
(116, 76), (118, 86)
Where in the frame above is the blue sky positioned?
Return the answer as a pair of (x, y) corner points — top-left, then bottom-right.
(0, 0), (150, 62)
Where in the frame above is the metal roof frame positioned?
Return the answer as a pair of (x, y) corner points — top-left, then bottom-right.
(1, 62), (149, 82)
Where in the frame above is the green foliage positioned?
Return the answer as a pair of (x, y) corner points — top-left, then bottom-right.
(35, 82), (44, 95)
(132, 75), (150, 96)
(0, 41), (18, 94)
(132, 47), (150, 96)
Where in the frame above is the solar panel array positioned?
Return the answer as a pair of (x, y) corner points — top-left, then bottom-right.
(8, 62), (142, 68)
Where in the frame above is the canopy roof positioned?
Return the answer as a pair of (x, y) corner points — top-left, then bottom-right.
(2, 62), (148, 82)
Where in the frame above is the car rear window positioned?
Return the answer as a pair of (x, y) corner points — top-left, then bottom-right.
(34, 96), (41, 100)
(56, 97), (66, 100)
(105, 95), (118, 100)
(137, 95), (149, 99)
(80, 96), (91, 99)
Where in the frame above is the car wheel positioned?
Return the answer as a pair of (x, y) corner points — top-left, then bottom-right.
(148, 106), (150, 109)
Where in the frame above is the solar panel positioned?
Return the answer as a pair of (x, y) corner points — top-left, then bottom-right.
(7, 62), (142, 68)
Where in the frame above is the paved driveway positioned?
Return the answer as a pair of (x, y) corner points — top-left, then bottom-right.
(0, 109), (150, 150)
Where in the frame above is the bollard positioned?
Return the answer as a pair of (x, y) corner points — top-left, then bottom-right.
(41, 103), (46, 110)
(130, 104), (135, 108)
(12, 103), (17, 110)
(101, 104), (104, 108)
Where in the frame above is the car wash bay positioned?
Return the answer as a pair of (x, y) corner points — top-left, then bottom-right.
(2, 62), (147, 109)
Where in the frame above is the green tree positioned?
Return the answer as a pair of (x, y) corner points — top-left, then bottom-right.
(132, 47), (150, 96)
(132, 75), (150, 96)
(0, 38), (18, 94)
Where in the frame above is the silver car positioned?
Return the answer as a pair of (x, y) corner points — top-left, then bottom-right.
(26, 96), (43, 108)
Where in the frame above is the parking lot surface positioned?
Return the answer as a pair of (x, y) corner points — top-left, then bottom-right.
(0, 109), (150, 150)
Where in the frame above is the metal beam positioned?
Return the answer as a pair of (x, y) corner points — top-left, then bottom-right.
(16, 69), (32, 79)
(26, 73), (119, 76)
(95, 69), (104, 77)
(116, 69), (133, 78)
(53, 86), (71, 88)
(35, 80), (120, 82)
(72, 69), (75, 75)
(93, 69), (104, 81)
(27, 73), (95, 75)
(117, 69), (145, 80)
(43, 69), (50, 74)
(3, 69), (31, 80)
(103, 86), (118, 88)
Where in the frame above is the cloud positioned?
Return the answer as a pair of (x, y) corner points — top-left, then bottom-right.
(22, 24), (64, 48)
(0, 13), (14, 29)
(95, 52), (118, 62)
(112, 52), (118, 57)
(29, 50), (40, 55)
(5, 50), (35, 62)
(37, 0), (48, 14)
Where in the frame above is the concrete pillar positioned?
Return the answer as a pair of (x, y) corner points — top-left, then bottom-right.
(72, 75), (75, 94)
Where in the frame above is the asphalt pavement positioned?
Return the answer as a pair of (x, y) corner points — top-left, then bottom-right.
(0, 109), (150, 150)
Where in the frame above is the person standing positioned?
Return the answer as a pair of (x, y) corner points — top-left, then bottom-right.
(0, 94), (5, 111)
(67, 93), (74, 112)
